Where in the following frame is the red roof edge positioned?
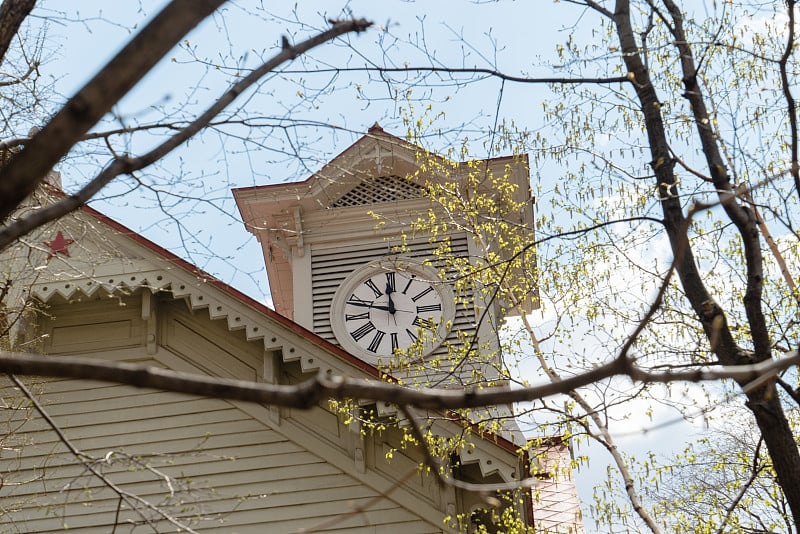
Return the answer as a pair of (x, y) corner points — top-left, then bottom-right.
(82, 203), (524, 457)
(80, 204), (382, 378)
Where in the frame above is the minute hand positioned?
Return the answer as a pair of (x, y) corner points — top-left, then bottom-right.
(347, 301), (391, 311)
(347, 301), (410, 313)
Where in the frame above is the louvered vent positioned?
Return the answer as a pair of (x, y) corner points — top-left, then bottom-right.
(331, 175), (423, 207)
(310, 235), (475, 348)
(311, 234), (502, 387)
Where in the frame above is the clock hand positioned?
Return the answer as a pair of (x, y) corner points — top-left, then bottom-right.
(347, 301), (395, 312)
(375, 304), (412, 313)
(348, 300), (411, 313)
(385, 283), (397, 315)
(385, 283), (398, 325)
(347, 301), (376, 309)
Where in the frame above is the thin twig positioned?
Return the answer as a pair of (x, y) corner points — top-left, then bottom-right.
(8, 374), (198, 533)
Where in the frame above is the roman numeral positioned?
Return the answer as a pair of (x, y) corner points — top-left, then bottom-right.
(416, 304), (442, 313)
(385, 272), (395, 292)
(390, 332), (399, 351)
(411, 286), (434, 302)
(367, 330), (386, 353)
(364, 279), (382, 298)
(345, 312), (370, 321)
(350, 321), (376, 341)
(412, 316), (434, 329)
(348, 294), (370, 305)
(406, 328), (418, 342)
(401, 275), (415, 294)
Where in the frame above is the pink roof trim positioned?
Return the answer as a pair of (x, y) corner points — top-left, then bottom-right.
(81, 204), (523, 456)
(80, 204), (382, 378)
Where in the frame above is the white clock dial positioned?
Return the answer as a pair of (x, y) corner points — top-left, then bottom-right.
(330, 258), (455, 362)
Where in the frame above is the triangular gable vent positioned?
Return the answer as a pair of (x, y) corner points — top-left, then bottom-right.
(331, 174), (424, 208)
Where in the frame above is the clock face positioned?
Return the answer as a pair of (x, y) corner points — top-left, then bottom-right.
(330, 258), (455, 361)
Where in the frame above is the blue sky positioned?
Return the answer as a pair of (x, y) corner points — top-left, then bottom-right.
(48, 0), (570, 303)
(35, 2), (746, 530)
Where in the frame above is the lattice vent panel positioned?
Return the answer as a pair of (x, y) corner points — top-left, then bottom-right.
(331, 175), (423, 207)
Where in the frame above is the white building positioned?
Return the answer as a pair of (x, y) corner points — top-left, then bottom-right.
(0, 127), (582, 532)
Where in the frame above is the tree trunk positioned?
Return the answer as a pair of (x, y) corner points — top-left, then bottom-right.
(0, 0), (36, 66)
(614, 0), (800, 526)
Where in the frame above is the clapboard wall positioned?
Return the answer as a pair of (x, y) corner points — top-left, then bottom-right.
(0, 290), (448, 533)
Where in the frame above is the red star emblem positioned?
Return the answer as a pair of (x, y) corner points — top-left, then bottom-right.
(43, 231), (74, 258)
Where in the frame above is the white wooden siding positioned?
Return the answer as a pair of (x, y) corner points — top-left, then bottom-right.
(1, 380), (445, 533)
(0, 292), (447, 533)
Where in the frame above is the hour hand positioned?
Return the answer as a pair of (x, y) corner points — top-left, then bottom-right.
(385, 284), (397, 314)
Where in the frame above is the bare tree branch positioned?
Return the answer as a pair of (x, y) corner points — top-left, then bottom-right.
(1, 350), (797, 411)
(275, 66), (628, 85)
(0, 0), (36, 66)
(0, 61), (37, 88)
(0, 0), (227, 222)
(9, 373), (198, 533)
(778, 0), (800, 202)
(0, 18), (372, 251)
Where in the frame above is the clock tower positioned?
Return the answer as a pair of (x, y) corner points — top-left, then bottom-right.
(233, 125), (535, 388)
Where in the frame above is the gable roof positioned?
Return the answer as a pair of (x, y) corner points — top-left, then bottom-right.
(7, 187), (525, 484)
(83, 203), (381, 378)
(233, 124), (434, 213)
